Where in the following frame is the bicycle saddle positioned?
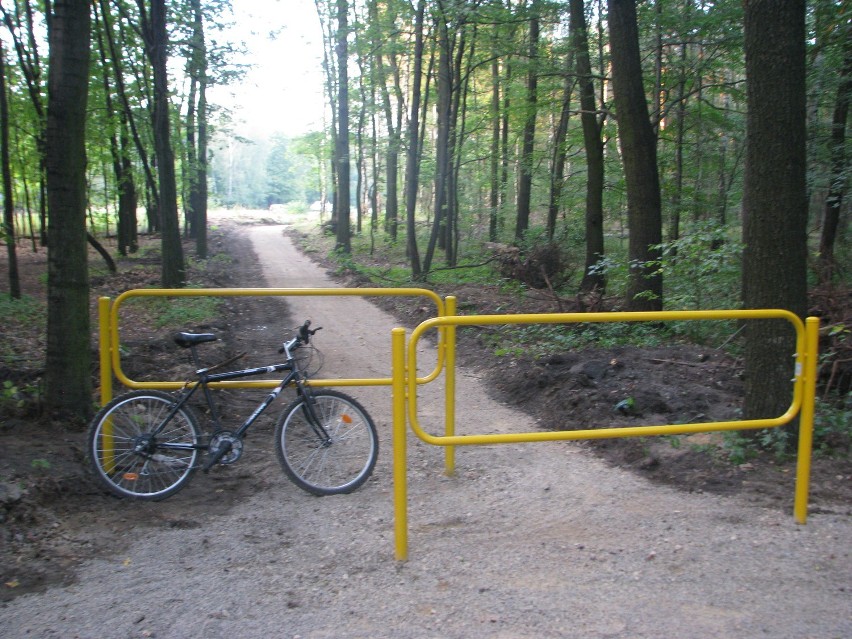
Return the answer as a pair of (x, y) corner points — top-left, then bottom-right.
(173, 332), (218, 348)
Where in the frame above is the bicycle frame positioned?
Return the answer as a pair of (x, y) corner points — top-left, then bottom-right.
(151, 358), (329, 456)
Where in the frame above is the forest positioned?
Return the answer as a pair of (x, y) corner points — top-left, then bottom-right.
(0, 0), (849, 443)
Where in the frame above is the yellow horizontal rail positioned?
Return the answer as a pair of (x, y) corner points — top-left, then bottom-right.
(406, 309), (805, 446)
(101, 287), (445, 398)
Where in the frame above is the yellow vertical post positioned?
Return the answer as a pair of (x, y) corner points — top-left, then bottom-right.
(391, 327), (409, 561)
(794, 316), (819, 524)
(444, 296), (457, 476)
(97, 297), (115, 472)
(98, 297), (113, 406)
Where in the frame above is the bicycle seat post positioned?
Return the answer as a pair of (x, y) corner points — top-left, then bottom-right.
(189, 344), (205, 373)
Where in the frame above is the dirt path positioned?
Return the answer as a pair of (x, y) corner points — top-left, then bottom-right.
(1, 221), (849, 639)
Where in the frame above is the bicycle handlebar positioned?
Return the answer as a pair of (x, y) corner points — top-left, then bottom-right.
(279, 320), (322, 355)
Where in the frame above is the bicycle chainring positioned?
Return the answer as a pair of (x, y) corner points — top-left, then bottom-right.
(209, 431), (243, 465)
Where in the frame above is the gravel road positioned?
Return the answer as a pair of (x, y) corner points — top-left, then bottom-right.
(1, 220), (849, 639)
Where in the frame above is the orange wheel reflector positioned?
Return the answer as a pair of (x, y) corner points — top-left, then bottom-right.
(123, 473), (139, 481)
(342, 414), (353, 423)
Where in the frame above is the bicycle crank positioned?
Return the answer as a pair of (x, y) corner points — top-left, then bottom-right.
(207, 431), (243, 465)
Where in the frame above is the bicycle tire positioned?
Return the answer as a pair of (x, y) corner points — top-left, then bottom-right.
(86, 390), (202, 500)
(274, 390), (378, 496)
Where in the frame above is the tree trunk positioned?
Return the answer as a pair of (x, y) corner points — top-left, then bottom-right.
(185, 61), (198, 237)
(1, 41), (21, 299)
(403, 0), (425, 277)
(489, 51), (500, 242)
(187, 0), (208, 259)
(2, 1), (48, 249)
(93, 0), (137, 256)
(354, 54), (366, 235)
(146, 0), (185, 287)
(547, 64), (572, 241)
(101, 0), (157, 208)
(607, 0), (663, 311)
(670, 41), (688, 246)
(741, 0), (808, 434)
(515, 5), (539, 241)
(445, 24), (470, 267)
(369, 0), (401, 241)
(334, 0), (351, 252)
(423, 6), (454, 275)
(817, 44), (851, 284)
(570, 0), (605, 293)
(44, 0), (92, 418)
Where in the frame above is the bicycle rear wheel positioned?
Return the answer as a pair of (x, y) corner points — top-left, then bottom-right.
(87, 390), (202, 500)
(275, 390), (378, 496)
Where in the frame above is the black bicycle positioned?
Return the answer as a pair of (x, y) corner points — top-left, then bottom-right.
(86, 320), (378, 501)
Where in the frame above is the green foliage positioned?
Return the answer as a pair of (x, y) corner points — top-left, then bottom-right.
(657, 223), (744, 310)
(722, 393), (852, 463)
(480, 321), (670, 360)
(0, 380), (39, 415)
(589, 223), (744, 346)
(30, 458), (51, 471)
(721, 432), (757, 465)
(813, 393), (852, 456)
(1, 381), (25, 410)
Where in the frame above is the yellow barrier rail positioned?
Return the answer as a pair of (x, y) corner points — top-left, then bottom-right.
(392, 308), (820, 560)
(98, 290), (820, 562)
(98, 287), (446, 402)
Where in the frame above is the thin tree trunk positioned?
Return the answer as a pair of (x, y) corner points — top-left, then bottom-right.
(817, 44), (851, 283)
(334, 0), (351, 252)
(608, 0), (663, 311)
(142, 0), (185, 287)
(670, 41), (688, 245)
(100, 0), (157, 207)
(445, 21), (472, 267)
(369, 0), (400, 240)
(187, 0), (208, 259)
(2, 1), (48, 248)
(404, 0), (425, 277)
(547, 62), (572, 240)
(355, 52), (367, 235)
(0, 41), (21, 299)
(423, 6), (454, 274)
(570, 0), (606, 293)
(93, 0), (136, 256)
(515, 5), (539, 241)
(489, 51), (500, 242)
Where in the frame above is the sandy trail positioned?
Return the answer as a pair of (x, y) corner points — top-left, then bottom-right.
(1, 222), (849, 639)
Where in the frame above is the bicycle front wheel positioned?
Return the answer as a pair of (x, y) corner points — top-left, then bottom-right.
(87, 390), (202, 500)
(275, 390), (378, 496)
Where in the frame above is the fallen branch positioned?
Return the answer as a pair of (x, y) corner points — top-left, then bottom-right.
(647, 358), (708, 368)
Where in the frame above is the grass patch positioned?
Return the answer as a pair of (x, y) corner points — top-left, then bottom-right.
(0, 294), (44, 328)
(120, 288), (222, 330)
